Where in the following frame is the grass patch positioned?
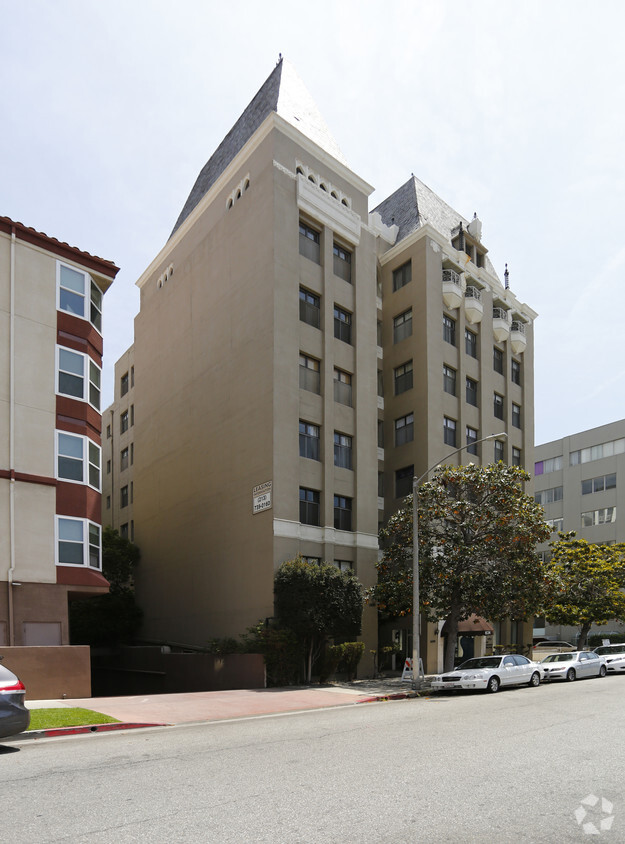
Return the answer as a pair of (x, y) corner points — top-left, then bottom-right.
(27, 708), (120, 731)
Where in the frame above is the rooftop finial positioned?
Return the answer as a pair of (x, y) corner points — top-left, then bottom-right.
(278, 53), (283, 64)
(504, 263), (510, 289)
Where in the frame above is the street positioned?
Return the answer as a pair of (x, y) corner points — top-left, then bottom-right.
(4, 676), (625, 843)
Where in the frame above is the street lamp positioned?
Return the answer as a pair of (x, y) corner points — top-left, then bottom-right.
(411, 432), (508, 690)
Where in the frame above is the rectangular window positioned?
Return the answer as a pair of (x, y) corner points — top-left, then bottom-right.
(546, 518), (564, 533)
(299, 354), (321, 394)
(120, 410), (129, 434)
(494, 440), (505, 463)
(493, 347), (504, 374)
(512, 403), (521, 429)
(378, 419), (384, 449)
(333, 305), (352, 344)
(582, 507), (617, 527)
(444, 416), (457, 447)
(395, 465), (414, 499)
(120, 372), (129, 396)
(466, 376), (478, 407)
(130, 366), (135, 388)
(394, 360), (413, 395)
(299, 221), (320, 263)
(57, 262), (103, 332)
(443, 365), (456, 396)
(377, 320), (383, 346)
(582, 474), (617, 495)
(494, 393), (504, 420)
(392, 260), (412, 292)
(299, 288), (321, 328)
(333, 243), (352, 282)
(378, 472), (384, 497)
(56, 346), (101, 410)
(334, 368), (352, 406)
(106, 424), (111, 439)
(334, 495), (352, 531)
(511, 359), (521, 385)
(56, 517), (101, 569)
(571, 438), (625, 465)
(120, 446), (129, 471)
(395, 413), (414, 447)
(130, 443), (134, 465)
(106, 495), (110, 509)
(334, 432), (353, 469)
(466, 426), (478, 456)
(299, 487), (320, 525)
(120, 486), (129, 508)
(56, 431), (101, 490)
(377, 369), (384, 398)
(106, 459), (111, 474)
(465, 328), (477, 358)
(303, 557), (321, 566)
(443, 315), (456, 346)
(512, 447), (522, 467)
(535, 487), (563, 506)
(535, 456), (562, 475)
(334, 560), (353, 573)
(130, 405), (135, 427)
(393, 309), (412, 344)
(120, 523), (129, 539)
(299, 421), (320, 460)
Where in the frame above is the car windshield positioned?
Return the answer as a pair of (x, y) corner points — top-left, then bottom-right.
(595, 645), (625, 655)
(456, 657), (501, 670)
(543, 653), (574, 663)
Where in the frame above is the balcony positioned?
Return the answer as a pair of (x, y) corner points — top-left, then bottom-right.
(510, 320), (527, 354)
(442, 269), (463, 309)
(464, 286), (483, 324)
(492, 307), (510, 342)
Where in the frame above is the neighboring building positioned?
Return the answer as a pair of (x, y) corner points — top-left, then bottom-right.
(534, 419), (625, 642)
(104, 60), (538, 671)
(0, 216), (118, 647)
(102, 345), (135, 543)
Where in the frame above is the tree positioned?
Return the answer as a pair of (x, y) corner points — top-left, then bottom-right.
(543, 534), (625, 649)
(274, 557), (364, 682)
(371, 463), (550, 671)
(69, 527), (143, 647)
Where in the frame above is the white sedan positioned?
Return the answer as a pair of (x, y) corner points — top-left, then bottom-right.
(431, 655), (542, 693)
(593, 644), (625, 674)
(541, 650), (607, 681)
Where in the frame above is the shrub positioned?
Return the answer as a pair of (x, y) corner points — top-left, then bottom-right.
(341, 641), (366, 681)
(587, 632), (625, 647)
(243, 622), (302, 686)
(319, 644), (345, 683)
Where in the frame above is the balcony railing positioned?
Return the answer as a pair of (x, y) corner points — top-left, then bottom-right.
(465, 285), (481, 300)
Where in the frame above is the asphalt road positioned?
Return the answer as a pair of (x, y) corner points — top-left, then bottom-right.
(5, 675), (625, 843)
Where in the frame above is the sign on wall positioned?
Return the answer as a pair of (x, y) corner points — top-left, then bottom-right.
(252, 480), (272, 514)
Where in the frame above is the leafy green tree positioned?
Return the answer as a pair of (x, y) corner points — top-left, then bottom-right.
(543, 534), (625, 649)
(274, 557), (364, 682)
(372, 463), (550, 671)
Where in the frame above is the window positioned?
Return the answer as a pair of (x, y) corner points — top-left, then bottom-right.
(395, 413), (414, 447)
(334, 432), (352, 469)
(120, 523), (129, 539)
(120, 446), (129, 471)
(120, 372), (129, 396)
(494, 440), (505, 463)
(582, 474), (617, 495)
(334, 368), (352, 406)
(106, 459), (111, 474)
(334, 306), (352, 344)
(334, 495), (352, 531)
(394, 360), (413, 395)
(303, 557), (321, 565)
(300, 288), (320, 328)
(511, 359), (521, 385)
(300, 354), (321, 394)
(392, 261), (412, 292)
(494, 393), (504, 420)
(299, 421), (320, 460)
(106, 495), (110, 509)
(465, 328), (477, 358)
(546, 518), (564, 533)
(120, 486), (129, 508)
(443, 365), (456, 396)
(56, 431), (101, 490)
(333, 243), (352, 282)
(106, 424), (111, 439)
(395, 465), (414, 499)
(393, 309), (412, 344)
(466, 426), (478, 456)
(377, 320), (383, 346)
(130, 405), (135, 427)
(299, 221), (320, 263)
(378, 419), (384, 449)
(443, 315), (456, 346)
(466, 376), (478, 407)
(130, 443), (134, 465)
(131, 366), (135, 388)
(534, 456), (562, 475)
(535, 487), (563, 506)
(512, 403), (521, 429)
(512, 447), (522, 467)
(493, 347), (504, 374)
(56, 517), (101, 569)
(56, 347), (101, 410)
(378, 472), (384, 497)
(581, 507), (616, 527)
(299, 488), (320, 525)
(120, 410), (129, 433)
(334, 560), (353, 573)
(570, 438), (625, 465)
(377, 369), (384, 398)
(444, 416), (456, 446)
(57, 263), (103, 332)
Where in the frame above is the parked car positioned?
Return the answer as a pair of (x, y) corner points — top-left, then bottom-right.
(531, 641), (576, 661)
(0, 660), (30, 739)
(431, 654), (542, 694)
(540, 651), (606, 682)
(593, 643), (625, 673)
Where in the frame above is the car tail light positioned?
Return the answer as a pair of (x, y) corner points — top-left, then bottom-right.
(0, 680), (26, 692)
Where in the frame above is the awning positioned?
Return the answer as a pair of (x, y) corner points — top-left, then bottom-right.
(441, 614), (494, 636)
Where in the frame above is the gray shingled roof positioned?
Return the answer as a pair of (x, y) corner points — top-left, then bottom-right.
(170, 58), (347, 237)
(373, 176), (500, 281)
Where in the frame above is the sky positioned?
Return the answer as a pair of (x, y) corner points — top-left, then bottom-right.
(3, 0), (624, 445)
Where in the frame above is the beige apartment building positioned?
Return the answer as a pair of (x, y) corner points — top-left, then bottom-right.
(103, 59), (538, 671)
(0, 216), (118, 648)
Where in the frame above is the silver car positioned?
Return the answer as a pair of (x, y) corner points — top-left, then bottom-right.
(593, 644), (625, 673)
(431, 654), (542, 694)
(541, 650), (607, 682)
(0, 659), (30, 739)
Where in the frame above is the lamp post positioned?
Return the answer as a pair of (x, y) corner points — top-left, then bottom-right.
(411, 432), (508, 690)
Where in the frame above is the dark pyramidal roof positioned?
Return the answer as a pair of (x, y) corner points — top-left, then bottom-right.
(171, 58), (347, 237)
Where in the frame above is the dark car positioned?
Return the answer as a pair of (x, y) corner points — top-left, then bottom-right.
(0, 659), (30, 739)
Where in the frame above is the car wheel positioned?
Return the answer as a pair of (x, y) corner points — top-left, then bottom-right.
(599, 665), (607, 678)
(486, 676), (500, 693)
(528, 672), (540, 687)
(566, 668), (576, 682)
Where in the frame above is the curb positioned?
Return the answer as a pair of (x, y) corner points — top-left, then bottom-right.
(8, 722), (169, 741)
(357, 687), (433, 704)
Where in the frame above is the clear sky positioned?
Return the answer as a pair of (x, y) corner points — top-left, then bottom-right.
(3, 0), (624, 445)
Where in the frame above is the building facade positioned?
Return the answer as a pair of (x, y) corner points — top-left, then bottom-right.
(0, 216), (118, 646)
